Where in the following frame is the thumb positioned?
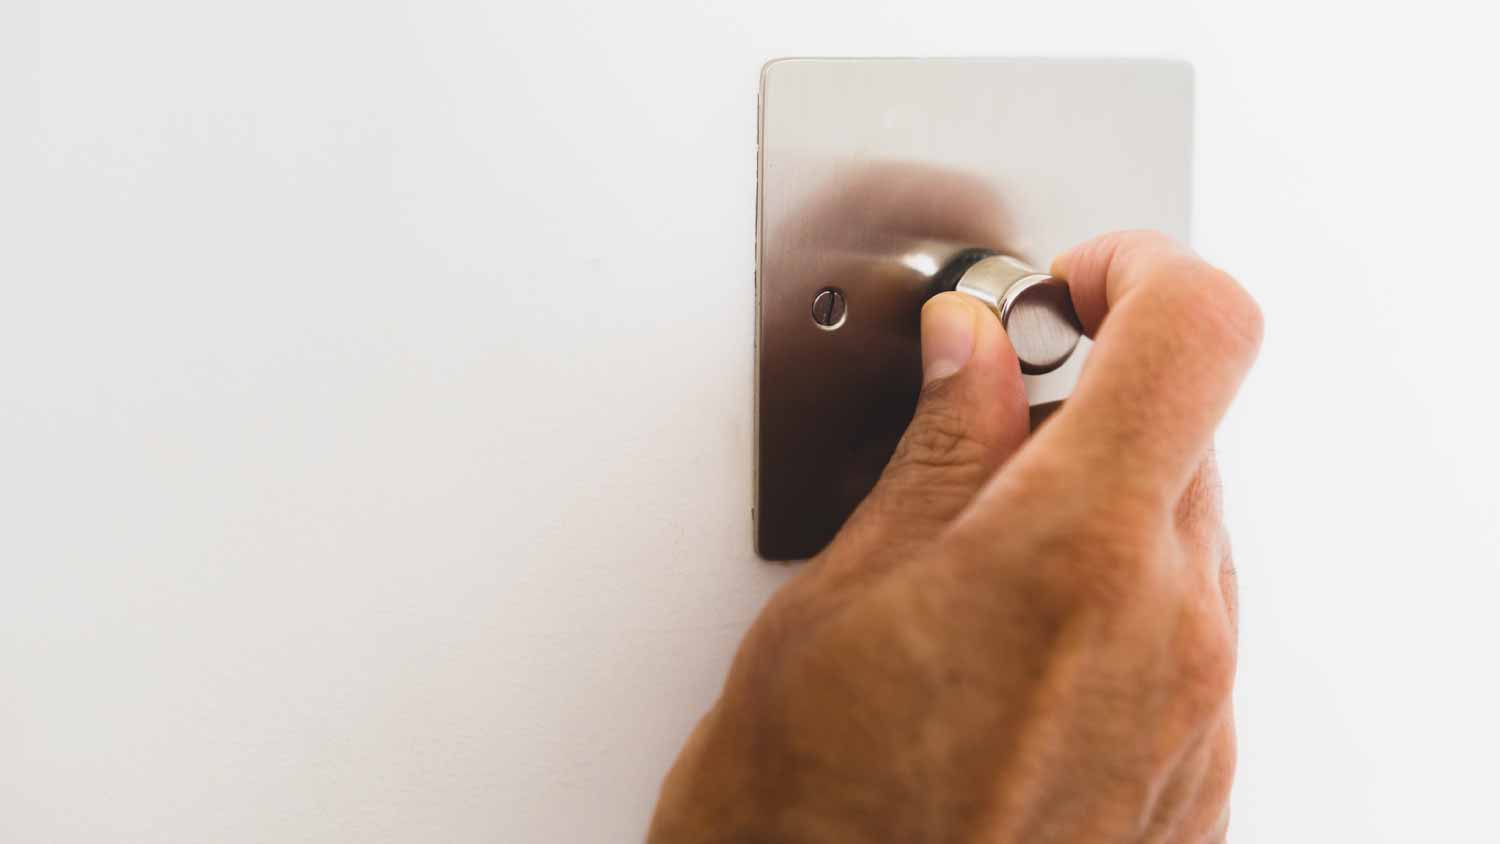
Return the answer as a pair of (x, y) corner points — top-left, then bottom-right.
(844, 292), (1031, 547)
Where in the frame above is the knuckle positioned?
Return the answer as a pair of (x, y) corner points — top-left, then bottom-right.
(1170, 597), (1237, 713)
(1104, 232), (1262, 362)
(1170, 265), (1265, 357)
(1202, 271), (1264, 350)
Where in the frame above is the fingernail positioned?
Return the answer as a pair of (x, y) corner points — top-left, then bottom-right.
(921, 295), (976, 384)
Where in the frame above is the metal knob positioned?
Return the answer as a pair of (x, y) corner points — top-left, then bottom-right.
(946, 252), (1085, 375)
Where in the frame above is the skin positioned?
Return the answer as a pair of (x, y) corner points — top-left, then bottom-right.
(647, 231), (1264, 844)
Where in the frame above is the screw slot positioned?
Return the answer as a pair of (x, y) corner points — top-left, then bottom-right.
(811, 288), (847, 330)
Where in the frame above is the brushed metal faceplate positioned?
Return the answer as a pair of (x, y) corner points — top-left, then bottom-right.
(755, 58), (1193, 560)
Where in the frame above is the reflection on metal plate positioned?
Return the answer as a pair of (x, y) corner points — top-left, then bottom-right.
(755, 58), (1193, 560)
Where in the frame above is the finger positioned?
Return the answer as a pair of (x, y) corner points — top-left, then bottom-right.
(840, 293), (1030, 549)
(1033, 231), (1262, 502)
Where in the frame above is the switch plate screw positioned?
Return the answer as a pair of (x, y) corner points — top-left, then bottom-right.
(811, 288), (847, 329)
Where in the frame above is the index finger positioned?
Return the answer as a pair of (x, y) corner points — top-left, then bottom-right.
(1028, 231), (1263, 501)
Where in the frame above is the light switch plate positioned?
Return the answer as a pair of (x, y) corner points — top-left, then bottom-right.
(755, 58), (1193, 560)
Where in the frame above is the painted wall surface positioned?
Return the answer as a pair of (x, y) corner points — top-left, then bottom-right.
(3, 1), (1497, 841)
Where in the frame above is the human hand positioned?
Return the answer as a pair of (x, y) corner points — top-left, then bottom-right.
(648, 231), (1263, 844)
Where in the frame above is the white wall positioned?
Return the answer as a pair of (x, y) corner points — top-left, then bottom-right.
(3, 1), (1496, 841)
